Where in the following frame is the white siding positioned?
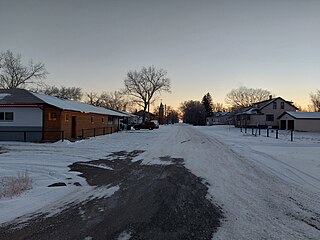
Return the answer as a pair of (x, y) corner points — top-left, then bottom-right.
(0, 107), (42, 127)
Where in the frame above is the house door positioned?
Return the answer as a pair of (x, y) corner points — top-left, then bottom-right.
(288, 120), (294, 130)
(71, 116), (77, 138)
(280, 120), (286, 130)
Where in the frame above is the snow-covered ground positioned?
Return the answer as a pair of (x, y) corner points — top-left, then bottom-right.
(0, 124), (319, 239)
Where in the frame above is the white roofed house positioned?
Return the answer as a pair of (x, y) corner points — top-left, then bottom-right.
(235, 97), (298, 129)
(0, 89), (129, 142)
(206, 112), (232, 126)
(278, 111), (320, 131)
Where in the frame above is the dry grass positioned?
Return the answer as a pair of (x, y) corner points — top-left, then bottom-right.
(0, 171), (32, 199)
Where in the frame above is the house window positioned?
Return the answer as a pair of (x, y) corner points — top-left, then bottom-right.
(49, 112), (57, 120)
(273, 102), (277, 109)
(91, 116), (95, 123)
(102, 117), (104, 123)
(247, 115), (251, 120)
(0, 112), (14, 121)
(281, 102), (284, 109)
(266, 114), (274, 121)
(65, 113), (69, 122)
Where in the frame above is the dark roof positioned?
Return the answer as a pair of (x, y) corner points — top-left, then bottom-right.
(237, 97), (298, 116)
(253, 97), (298, 110)
(0, 88), (45, 105)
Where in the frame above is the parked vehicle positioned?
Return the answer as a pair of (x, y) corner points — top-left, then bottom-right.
(134, 122), (156, 130)
(151, 120), (159, 129)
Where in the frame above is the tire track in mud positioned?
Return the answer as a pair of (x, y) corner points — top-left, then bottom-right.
(0, 150), (222, 240)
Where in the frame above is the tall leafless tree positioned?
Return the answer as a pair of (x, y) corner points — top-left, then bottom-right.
(0, 50), (48, 89)
(310, 90), (320, 112)
(99, 90), (129, 111)
(212, 102), (226, 112)
(33, 85), (83, 101)
(86, 92), (101, 106)
(124, 66), (171, 122)
(225, 86), (272, 109)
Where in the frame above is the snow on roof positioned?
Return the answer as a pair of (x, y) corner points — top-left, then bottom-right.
(284, 111), (320, 119)
(32, 92), (129, 117)
(0, 93), (11, 100)
(237, 108), (260, 115)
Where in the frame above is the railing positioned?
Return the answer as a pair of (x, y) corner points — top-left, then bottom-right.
(80, 126), (114, 138)
(0, 126), (117, 142)
(0, 130), (64, 142)
(240, 127), (294, 141)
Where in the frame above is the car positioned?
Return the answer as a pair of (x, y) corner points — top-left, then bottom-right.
(134, 122), (156, 130)
(150, 120), (159, 129)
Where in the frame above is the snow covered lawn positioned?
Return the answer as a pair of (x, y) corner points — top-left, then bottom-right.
(0, 124), (320, 239)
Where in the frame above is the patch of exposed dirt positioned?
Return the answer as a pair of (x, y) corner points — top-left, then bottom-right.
(0, 150), (222, 240)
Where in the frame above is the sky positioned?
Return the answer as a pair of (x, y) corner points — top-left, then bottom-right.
(1, 0), (320, 110)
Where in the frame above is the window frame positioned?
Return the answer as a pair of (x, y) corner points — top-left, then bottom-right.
(266, 114), (274, 121)
(49, 112), (57, 120)
(65, 113), (69, 122)
(273, 102), (277, 109)
(0, 112), (14, 121)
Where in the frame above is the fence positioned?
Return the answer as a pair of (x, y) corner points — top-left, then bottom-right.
(79, 127), (114, 139)
(240, 127), (294, 141)
(0, 126), (116, 142)
(0, 130), (64, 142)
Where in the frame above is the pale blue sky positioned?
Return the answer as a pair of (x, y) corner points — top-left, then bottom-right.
(1, 0), (320, 109)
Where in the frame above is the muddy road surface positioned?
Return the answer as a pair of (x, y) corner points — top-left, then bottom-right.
(0, 150), (222, 240)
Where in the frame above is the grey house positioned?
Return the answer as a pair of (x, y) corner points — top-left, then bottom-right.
(235, 97), (298, 128)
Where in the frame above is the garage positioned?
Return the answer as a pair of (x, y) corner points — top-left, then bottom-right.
(278, 111), (320, 131)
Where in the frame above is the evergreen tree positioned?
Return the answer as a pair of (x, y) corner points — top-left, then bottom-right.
(201, 93), (213, 117)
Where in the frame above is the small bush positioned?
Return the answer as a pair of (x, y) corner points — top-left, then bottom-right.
(0, 171), (32, 199)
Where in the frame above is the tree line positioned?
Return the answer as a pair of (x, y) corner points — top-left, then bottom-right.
(0, 50), (171, 119)
(2, 50), (320, 125)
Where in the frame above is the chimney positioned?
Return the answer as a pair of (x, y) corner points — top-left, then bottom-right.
(269, 95), (272, 100)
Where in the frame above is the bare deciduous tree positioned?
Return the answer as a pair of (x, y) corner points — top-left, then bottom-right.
(124, 66), (171, 122)
(86, 92), (101, 106)
(99, 91), (129, 111)
(212, 102), (226, 112)
(225, 86), (272, 109)
(0, 50), (48, 89)
(34, 85), (83, 101)
(310, 90), (320, 112)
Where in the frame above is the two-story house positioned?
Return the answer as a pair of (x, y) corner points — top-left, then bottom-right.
(235, 97), (298, 128)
